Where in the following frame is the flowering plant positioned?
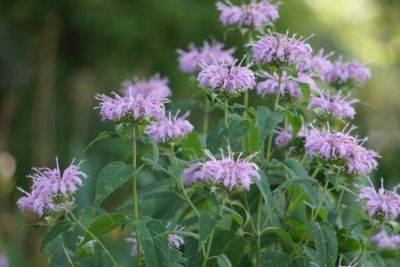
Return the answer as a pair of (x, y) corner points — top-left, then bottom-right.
(16, 1), (400, 266)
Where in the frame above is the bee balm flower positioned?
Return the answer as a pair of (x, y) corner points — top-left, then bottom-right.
(122, 74), (171, 100)
(372, 231), (400, 249)
(309, 92), (359, 119)
(324, 59), (371, 85)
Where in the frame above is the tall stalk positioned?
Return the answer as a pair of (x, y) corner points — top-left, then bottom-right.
(132, 125), (142, 267)
(203, 96), (210, 135)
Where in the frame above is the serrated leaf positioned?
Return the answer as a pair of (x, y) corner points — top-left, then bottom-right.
(256, 106), (284, 145)
(84, 131), (114, 152)
(262, 227), (295, 250)
(217, 254), (233, 267)
(222, 206), (243, 226)
(206, 121), (228, 153)
(82, 213), (126, 244)
(310, 221), (337, 267)
(95, 161), (136, 205)
(41, 220), (73, 251)
(184, 236), (200, 267)
(261, 250), (290, 267)
(199, 212), (217, 244)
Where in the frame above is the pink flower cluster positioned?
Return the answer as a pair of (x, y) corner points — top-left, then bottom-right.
(257, 71), (313, 97)
(95, 92), (166, 121)
(324, 59), (371, 85)
(250, 31), (312, 70)
(198, 61), (256, 94)
(17, 158), (87, 216)
(177, 41), (235, 73)
(305, 126), (379, 175)
(372, 231), (400, 249)
(359, 179), (400, 219)
(145, 111), (194, 142)
(182, 148), (260, 190)
(216, 0), (279, 30)
(122, 74), (171, 100)
(275, 127), (307, 148)
(309, 92), (359, 119)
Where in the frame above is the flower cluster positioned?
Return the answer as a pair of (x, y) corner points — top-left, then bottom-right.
(198, 61), (256, 94)
(182, 148), (260, 190)
(0, 254), (7, 267)
(122, 74), (171, 100)
(168, 234), (184, 249)
(17, 158), (87, 216)
(126, 234), (140, 256)
(305, 126), (379, 175)
(177, 41), (235, 73)
(309, 92), (359, 119)
(250, 31), (312, 70)
(95, 92), (166, 121)
(275, 127), (307, 148)
(145, 111), (194, 142)
(372, 231), (400, 249)
(216, 0), (279, 30)
(358, 179), (400, 219)
(324, 59), (371, 85)
(310, 49), (334, 77)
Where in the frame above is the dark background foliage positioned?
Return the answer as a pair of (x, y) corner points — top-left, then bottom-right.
(0, 0), (399, 265)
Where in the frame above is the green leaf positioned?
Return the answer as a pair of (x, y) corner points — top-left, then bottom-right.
(256, 106), (284, 145)
(180, 131), (203, 158)
(41, 220), (73, 251)
(217, 254), (233, 267)
(84, 131), (114, 152)
(222, 206), (243, 226)
(206, 121), (228, 153)
(310, 221), (337, 267)
(300, 83), (311, 103)
(228, 115), (248, 151)
(199, 212), (217, 244)
(82, 213), (127, 244)
(285, 110), (302, 138)
(209, 229), (246, 266)
(262, 227), (295, 250)
(184, 236), (200, 267)
(94, 161), (136, 205)
(261, 250), (290, 267)
(283, 158), (309, 179)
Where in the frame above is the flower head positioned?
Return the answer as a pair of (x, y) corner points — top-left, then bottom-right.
(126, 234), (140, 256)
(324, 59), (371, 85)
(275, 127), (307, 148)
(17, 158), (87, 216)
(310, 49), (333, 77)
(359, 179), (400, 219)
(198, 61), (255, 94)
(372, 230), (400, 249)
(177, 41), (235, 73)
(182, 162), (206, 185)
(305, 125), (378, 175)
(95, 92), (166, 121)
(216, 0), (279, 30)
(145, 111), (193, 142)
(202, 148), (260, 190)
(122, 74), (171, 100)
(250, 31), (312, 70)
(309, 91), (359, 119)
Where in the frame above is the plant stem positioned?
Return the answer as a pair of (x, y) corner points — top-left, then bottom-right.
(224, 99), (229, 128)
(256, 196), (263, 266)
(266, 93), (280, 162)
(179, 180), (201, 218)
(132, 126), (142, 267)
(312, 178), (330, 220)
(203, 96), (210, 135)
(68, 211), (118, 266)
(62, 242), (75, 267)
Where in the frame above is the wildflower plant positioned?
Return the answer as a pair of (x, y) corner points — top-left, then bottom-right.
(17, 1), (400, 266)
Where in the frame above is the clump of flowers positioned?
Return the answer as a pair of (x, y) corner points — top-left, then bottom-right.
(372, 231), (400, 249)
(310, 49), (333, 77)
(177, 41), (235, 73)
(275, 127), (307, 148)
(216, 0), (279, 30)
(95, 92), (166, 121)
(309, 91), (359, 119)
(126, 234), (140, 256)
(145, 111), (194, 142)
(122, 74), (171, 100)
(305, 125), (379, 175)
(198, 61), (256, 94)
(324, 59), (371, 85)
(250, 31), (312, 70)
(358, 179), (400, 219)
(17, 158), (87, 216)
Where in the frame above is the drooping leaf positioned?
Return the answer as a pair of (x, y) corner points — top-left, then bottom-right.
(261, 250), (290, 267)
(94, 161), (136, 205)
(273, 178), (319, 193)
(309, 221), (337, 267)
(261, 227), (295, 250)
(199, 212), (217, 244)
(256, 106), (284, 145)
(82, 213), (127, 244)
(222, 206), (243, 226)
(41, 220), (73, 251)
(84, 131), (115, 152)
(217, 254), (233, 267)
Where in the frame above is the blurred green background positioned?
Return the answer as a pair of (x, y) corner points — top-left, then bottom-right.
(1, 0), (400, 266)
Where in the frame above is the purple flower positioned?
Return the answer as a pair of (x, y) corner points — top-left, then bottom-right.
(168, 234), (184, 249)
(372, 230), (400, 249)
(359, 179), (400, 219)
(126, 234), (140, 256)
(202, 148), (260, 190)
(216, 0), (280, 30)
(182, 162), (206, 185)
(324, 59), (371, 85)
(309, 91), (359, 119)
(177, 41), (235, 73)
(310, 49), (333, 77)
(198, 61), (256, 94)
(305, 125), (378, 175)
(122, 74), (171, 100)
(275, 127), (307, 148)
(17, 158), (87, 216)
(95, 92), (166, 121)
(0, 254), (7, 267)
(250, 31), (312, 70)
(257, 71), (314, 97)
(145, 111), (194, 142)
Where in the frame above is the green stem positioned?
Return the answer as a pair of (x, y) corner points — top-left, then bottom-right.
(256, 196), (263, 266)
(224, 99), (229, 128)
(312, 178), (330, 220)
(266, 93), (280, 162)
(132, 126), (141, 267)
(62, 242), (75, 267)
(68, 211), (118, 266)
(203, 96), (210, 135)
